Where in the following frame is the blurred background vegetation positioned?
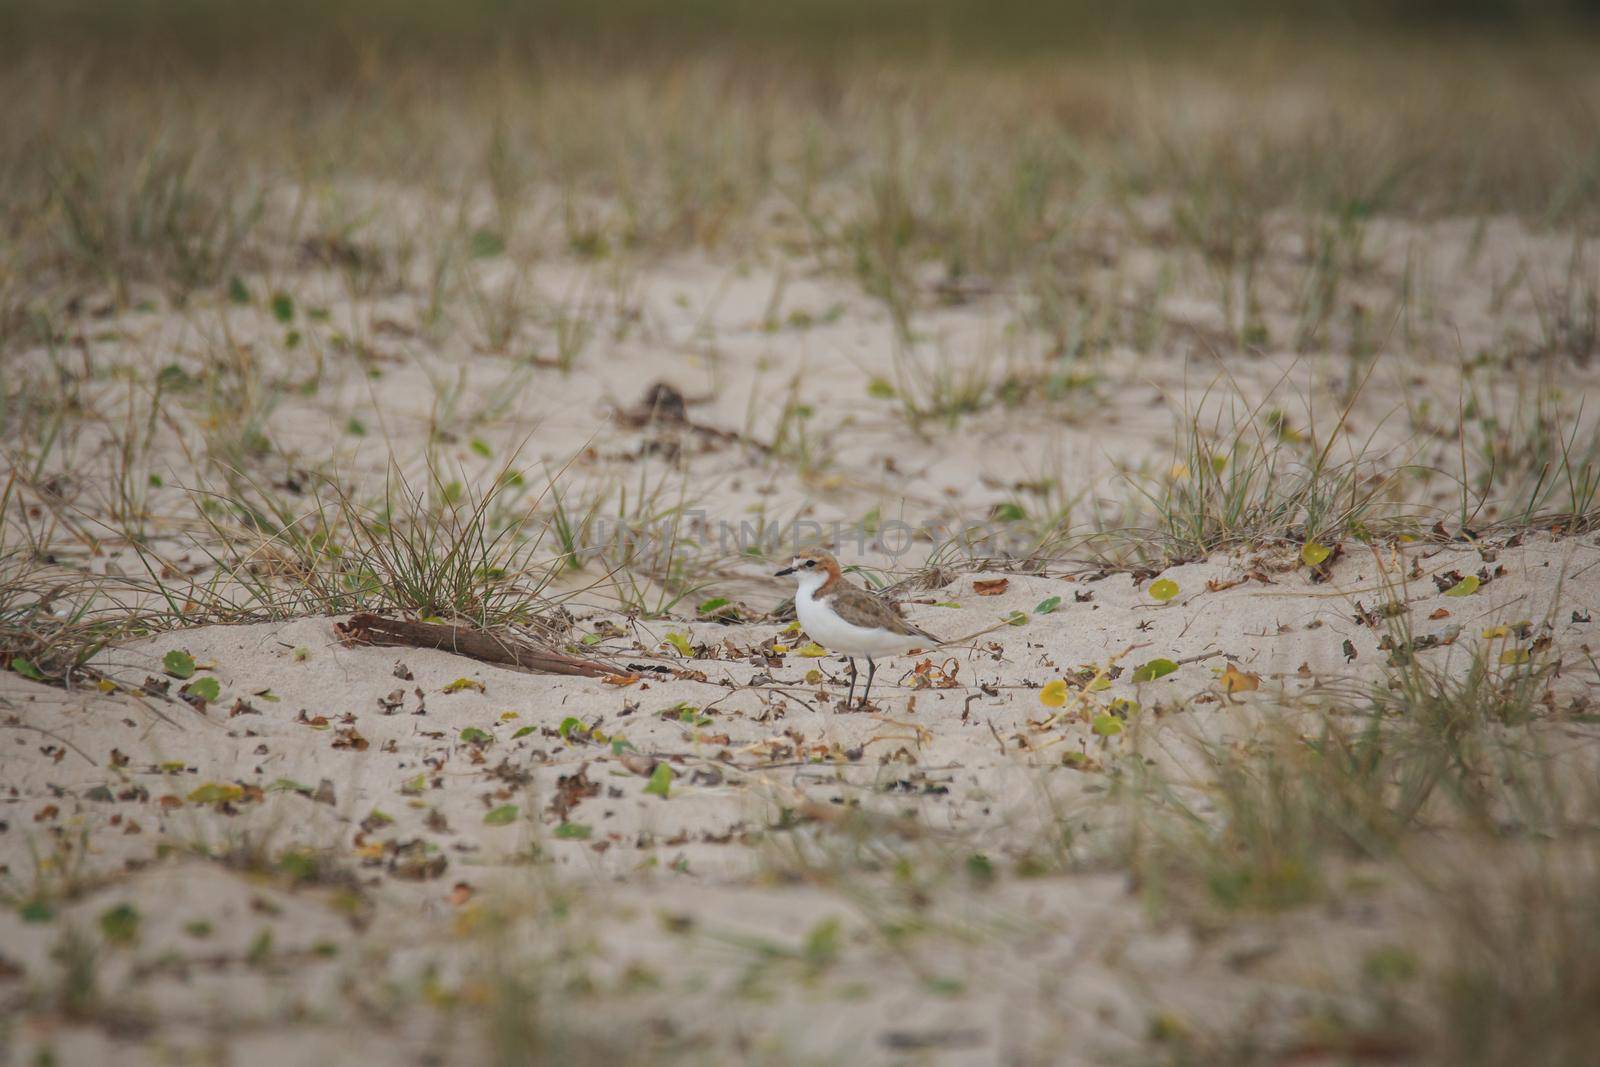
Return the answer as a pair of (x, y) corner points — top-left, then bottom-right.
(2, 0), (1597, 334)
(5, 0), (1600, 66)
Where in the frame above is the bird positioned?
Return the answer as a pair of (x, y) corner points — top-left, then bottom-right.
(774, 549), (942, 709)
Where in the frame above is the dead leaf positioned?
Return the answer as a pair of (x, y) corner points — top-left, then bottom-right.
(1221, 664), (1261, 694)
(620, 754), (658, 776)
(332, 727), (369, 751)
(973, 578), (1009, 596)
(548, 764), (600, 820)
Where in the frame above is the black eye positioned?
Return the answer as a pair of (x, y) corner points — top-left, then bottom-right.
(804, 560), (817, 568)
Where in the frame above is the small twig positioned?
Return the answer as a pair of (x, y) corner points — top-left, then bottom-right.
(3, 716), (99, 766)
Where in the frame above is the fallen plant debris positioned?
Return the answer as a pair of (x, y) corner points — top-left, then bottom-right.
(333, 614), (618, 677)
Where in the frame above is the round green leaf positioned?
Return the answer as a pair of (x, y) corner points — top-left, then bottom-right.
(1148, 579), (1179, 602)
(163, 650), (196, 679)
(1300, 542), (1331, 566)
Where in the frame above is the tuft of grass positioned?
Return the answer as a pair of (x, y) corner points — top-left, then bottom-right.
(162, 463), (563, 629)
(1130, 384), (1411, 560)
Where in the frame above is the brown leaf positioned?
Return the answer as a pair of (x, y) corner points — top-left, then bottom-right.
(332, 727), (369, 751)
(620, 754), (658, 777)
(548, 764), (600, 820)
(973, 578), (1009, 596)
(1221, 664), (1261, 694)
(601, 673), (642, 687)
(1429, 608), (1451, 620)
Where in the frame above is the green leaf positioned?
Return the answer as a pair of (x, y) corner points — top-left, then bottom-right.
(99, 903), (140, 945)
(185, 676), (220, 702)
(1300, 542), (1332, 567)
(696, 597), (730, 614)
(1033, 596), (1062, 615)
(867, 377), (896, 399)
(247, 928), (274, 965)
(270, 292), (295, 323)
(469, 229), (505, 259)
(1131, 658), (1179, 683)
(469, 437), (492, 458)
(1444, 575), (1480, 597)
(1003, 610), (1028, 627)
(643, 763), (674, 799)
(345, 417), (367, 437)
(443, 677), (485, 693)
(459, 727), (493, 746)
(557, 716), (583, 740)
(11, 657), (45, 680)
(664, 631), (694, 657)
(554, 821), (592, 840)
(511, 726), (535, 739)
(1148, 579), (1179, 602)
(991, 502), (1027, 522)
(803, 917), (842, 970)
(19, 899), (55, 923)
(187, 782), (243, 805)
(483, 805), (519, 826)
(227, 276), (251, 304)
(1091, 714), (1124, 737)
(163, 650), (196, 679)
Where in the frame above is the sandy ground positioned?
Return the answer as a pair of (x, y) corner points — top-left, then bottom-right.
(4, 206), (1600, 1064)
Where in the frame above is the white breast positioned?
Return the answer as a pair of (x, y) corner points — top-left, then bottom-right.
(795, 585), (924, 658)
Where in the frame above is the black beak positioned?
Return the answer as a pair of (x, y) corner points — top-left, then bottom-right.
(774, 566), (796, 577)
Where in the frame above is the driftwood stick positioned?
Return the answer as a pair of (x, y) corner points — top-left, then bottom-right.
(334, 614), (618, 678)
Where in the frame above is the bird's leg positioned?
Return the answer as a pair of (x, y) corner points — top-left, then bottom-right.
(860, 658), (877, 709)
(844, 658), (858, 710)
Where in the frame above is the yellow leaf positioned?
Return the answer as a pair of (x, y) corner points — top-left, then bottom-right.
(1149, 578), (1179, 602)
(797, 642), (829, 658)
(1039, 679), (1068, 708)
(1481, 625), (1509, 639)
(1499, 647), (1531, 665)
(1220, 664), (1261, 694)
(1086, 676), (1111, 692)
(1300, 542), (1331, 567)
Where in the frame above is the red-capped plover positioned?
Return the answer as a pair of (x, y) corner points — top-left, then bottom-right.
(775, 549), (942, 709)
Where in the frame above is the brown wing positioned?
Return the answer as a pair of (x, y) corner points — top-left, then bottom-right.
(824, 587), (943, 644)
